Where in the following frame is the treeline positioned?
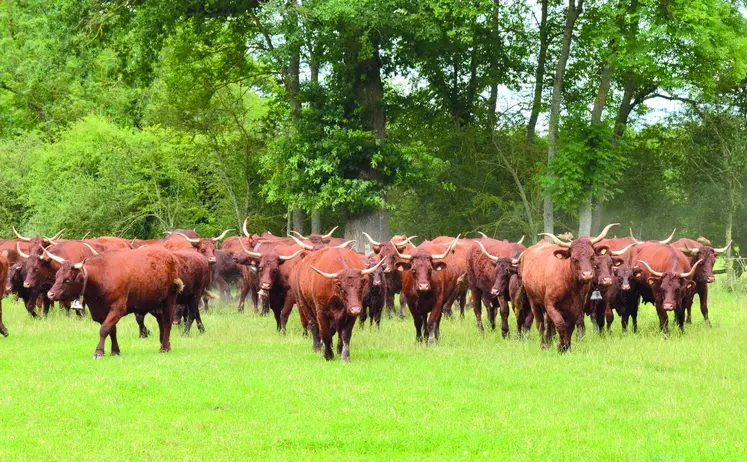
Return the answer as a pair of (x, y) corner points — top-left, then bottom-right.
(1, 0), (746, 256)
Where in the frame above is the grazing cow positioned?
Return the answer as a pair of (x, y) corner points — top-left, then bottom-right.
(672, 237), (731, 326)
(519, 224), (617, 352)
(46, 246), (182, 358)
(292, 247), (383, 361)
(395, 238), (460, 344)
(0, 251), (9, 337)
(362, 233), (417, 319)
(360, 254), (388, 329)
(233, 239), (306, 333)
(630, 243), (701, 332)
(469, 236), (525, 335)
(473, 239), (528, 336)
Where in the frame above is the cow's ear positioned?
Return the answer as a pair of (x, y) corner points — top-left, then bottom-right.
(372, 244), (381, 254)
(432, 261), (447, 271)
(395, 261), (411, 272)
(647, 277), (658, 287)
(633, 267), (643, 278)
(612, 257), (624, 267)
(595, 246), (610, 256)
(685, 280), (695, 290)
(553, 249), (570, 260)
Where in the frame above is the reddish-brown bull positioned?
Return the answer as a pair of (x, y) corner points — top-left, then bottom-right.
(362, 233), (417, 319)
(2, 227), (65, 263)
(395, 238), (460, 344)
(672, 237), (731, 326)
(171, 249), (213, 336)
(46, 246), (182, 358)
(292, 247), (383, 361)
(520, 224), (617, 352)
(580, 243), (635, 335)
(163, 229), (233, 263)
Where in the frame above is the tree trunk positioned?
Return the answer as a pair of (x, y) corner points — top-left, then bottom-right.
(311, 209), (321, 234)
(527, 0), (549, 145)
(545, 0), (584, 237)
(487, 83), (498, 129)
(291, 208), (305, 235)
(578, 193), (593, 237)
(345, 210), (390, 254)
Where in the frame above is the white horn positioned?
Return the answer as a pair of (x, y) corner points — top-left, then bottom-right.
(638, 260), (664, 278)
(176, 232), (200, 244)
(16, 242), (30, 259)
(212, 229), (234, 241)
(476, 241), (498, 262)
(278, 249), (304, 261)
(361, 232), (380, 246)
(659, 229), (676, 244)
(538, 232), (571, 248)
(610, 243), (636, 256)
(82, 243), (99, 256)
(310, 266), (339, 279)
(714, 241), (732, 255)
(591, 223), (619, 244)
(361, 258), (384, 275)
(288, 234), (313, 250)
(12, 226), (31, 242)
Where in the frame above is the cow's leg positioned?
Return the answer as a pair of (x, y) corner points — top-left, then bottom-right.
(528, 299), (546, 349)
(135, 313), (150, 338)
(497, 295), (510, 338)
(340, 318), (355, 362)
(42, 296), (52, 318)
(631, 298), (639, 333)
(655, 304), (669, 333)
(23, 296), (38, 318)
(413, 312), (424, 343)
(373, 301), (383, 328)
(620, 307), (629, 332)
(318, 316), (334, 360)
(674, 306), (686, 332)
(279, 296), (295, 335)
(427, 304), (443, 345)
(682, 288), (695, 324)
(698, 285), (711, 327)
(486, 295), (498, 332)
(109, 325), (120, 356)
(385, 290), (395, 319)
(194, 302), (206, 334)
(397, 292), (405, 318)
(182, 298), (200, 336)
(545, 304), (571, 352)
(159, 296), (176, 353)
(472, 288), (484, 333)
(237, 279), (250, 313)
(359, 303), (368, 329)
(0, 299), (8, 337)
(604, 302), (614, 332)
(95, 308), (124, 359)
(458, 291), (467, 318)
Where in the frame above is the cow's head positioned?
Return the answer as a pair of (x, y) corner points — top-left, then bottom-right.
(310, 259), (384, 316)
(363, 233), (417, 274)
(679, 241), (731, 284)
(365, 255), (386, 290)
(47, 260), (86, 302)
(612, 263), (641, 291)
(16, 243), (55, 291)
(393, 238), (458, 293)
(539, 223), (619, 283)
(176, 230), (233, 264)
(637, 260), (701, 310)
(254, 247), (304, 298)
(6, 261), (25, 295)
(12, 227), (65, 252)
(290, 226), (339, 246)
(593, 243), (635, 288)
(474, 241), (521, 299)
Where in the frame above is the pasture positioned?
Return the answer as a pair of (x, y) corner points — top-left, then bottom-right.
(1, 289), (746, 460)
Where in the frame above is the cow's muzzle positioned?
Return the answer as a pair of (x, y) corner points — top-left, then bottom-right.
(47, 291), (55, 300)
(601, 277), (612, 287)
(621, 283), (631, 291)
(348, 306), (362, 316)
(707, 277), (715, 283)
(23, 282), (30, 288)
(581, 272), (594, 282)
(490, 288), (500, 297)
(208, 257), (217, 264)
(417, 283), (430, 292)
(663, 303), (675, 311)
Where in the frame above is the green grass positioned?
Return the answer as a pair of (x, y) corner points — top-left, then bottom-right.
(1, 289), (746, 460)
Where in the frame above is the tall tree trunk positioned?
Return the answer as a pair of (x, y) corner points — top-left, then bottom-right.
(545, 0), (584, 237)
(527, 0), (549, 145)
(311, 209), (321, 234)
(292, 208), (305, 235)
(487, 84), (498, 129)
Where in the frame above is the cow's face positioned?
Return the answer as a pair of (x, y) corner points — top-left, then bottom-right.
(48, 262), (85, 302)
(194, 240), (218, 264)
(490, 258), (517, 298)
(647, 273), (694, 310)
(552, 239), (607, 283)
(256, 253), (283, 295)
(23, 254), (55, 291)
(7, 262), (25, 294)
(366, 256), (385, 289)
(337, 269), (366, 316)
(612, 263), (638, 291)
(594, 253), (623, 288)
(396, 253), (446, 293)
(693, 248), (716, 284)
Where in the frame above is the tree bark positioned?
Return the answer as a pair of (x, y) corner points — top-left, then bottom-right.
(487, 83), (498, 129)
(311, 209), (321, 234)
(291, 208), (305, 235)
(527, 0), (549, 145)
(544, 0), (584, 237)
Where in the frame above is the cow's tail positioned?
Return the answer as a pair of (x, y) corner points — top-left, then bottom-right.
(204, 290), (219, 299)
(173, 278), (184, 294)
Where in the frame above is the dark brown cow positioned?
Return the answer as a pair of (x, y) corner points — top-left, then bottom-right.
(0, 252), (9, 337)
(362, 233), (417, 319)
(519, 224), (617, 352)
(171, 249), (213, 336)
(360, 254), (388, 329)
(631, 243), (701, 332)
(292, 247), (382, 361)
(221, 232), (260, 313)
(163, 230), (233, 264)
(6, 258), (48, 318)
(210, 250), (242, 300)
(580, 243), (635, 335)
(672, 237), (731, 326)
(395, 238), (460, 344)
(46, 246), (182, 358)
(469, 237), (525, 335)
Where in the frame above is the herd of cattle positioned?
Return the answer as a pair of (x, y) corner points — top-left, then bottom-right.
(0, 221), (731, 360)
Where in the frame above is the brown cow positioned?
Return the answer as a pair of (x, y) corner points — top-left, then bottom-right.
(163, 230), (233, 263)
(289, 227), (349, 248)
(292, 247), (383, 361)
(395, 238), (460, 344)
(469, 237), (525, 335)
(2, 227), (65, 263)
(631, 243), (701, 332)
(171, 249), (213, 335)
(83, 237), (133, 252)
(672, 237), (731, 326)
(359, 254), (388, 329)
(0, 251), (9, 337)
(520, 224), (617, 352)
(362, 233), (417, 319)
(46, 246), (183, 358)
(432, 236), (471, 319)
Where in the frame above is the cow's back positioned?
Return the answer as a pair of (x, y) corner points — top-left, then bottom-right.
(520, 242), (575, 304)
(631, 243), (690, 274)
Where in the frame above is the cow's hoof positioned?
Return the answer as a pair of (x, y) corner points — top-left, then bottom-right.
(111, 351), (120, 357)
(0, 327), (8, 337)
(159, 348), (171, 353)
(93, 351), (105, 359)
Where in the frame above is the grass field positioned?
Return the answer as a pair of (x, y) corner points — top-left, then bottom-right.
(1, 289), (746, 460)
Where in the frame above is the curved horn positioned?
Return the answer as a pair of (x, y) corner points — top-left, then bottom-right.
(659, 229), (676, 244)
(394, 236), (417, 248)
(680, 243), (700, 256)
(212, 229), (234, 242)
(288, 234), (313, 250)
(637, 260), (664, 278)
(82, 243), (99, 256)
(361, 257), (384, 275)
(310, 265), (339, 279)
(478, 232), (489, 239)
(432, 235), (460, 260)
(680, 259), (703, 278)
(516, 235), (525, 245)
(361, 232), (380, 246)
(289, 230), (308, 240)
(242, 217), (250, 237)
(610, 243), (636, 256)
(322, 226), (338, 238)
(176, 232), (200, 244)
(476, 241), (498, 263)
(591, 223), (619, 244)
(538, 233), (571, 248)
(238, 237), (262, 258)
(12, 226), (31, 242)
(44, 248), (67, 265)
(511, 250), (526, 265)
(49, 229), (65, 241)
(333, 240), (355, 249)
(392, 243), (413, 261)
(629, 228), (644, 245)
(81, 232), (91, 240)
(278, 249), (304, 261)
(16, 242), (30, 259)
(73, 261), (85, 270)
(714, 241), (732, 255)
